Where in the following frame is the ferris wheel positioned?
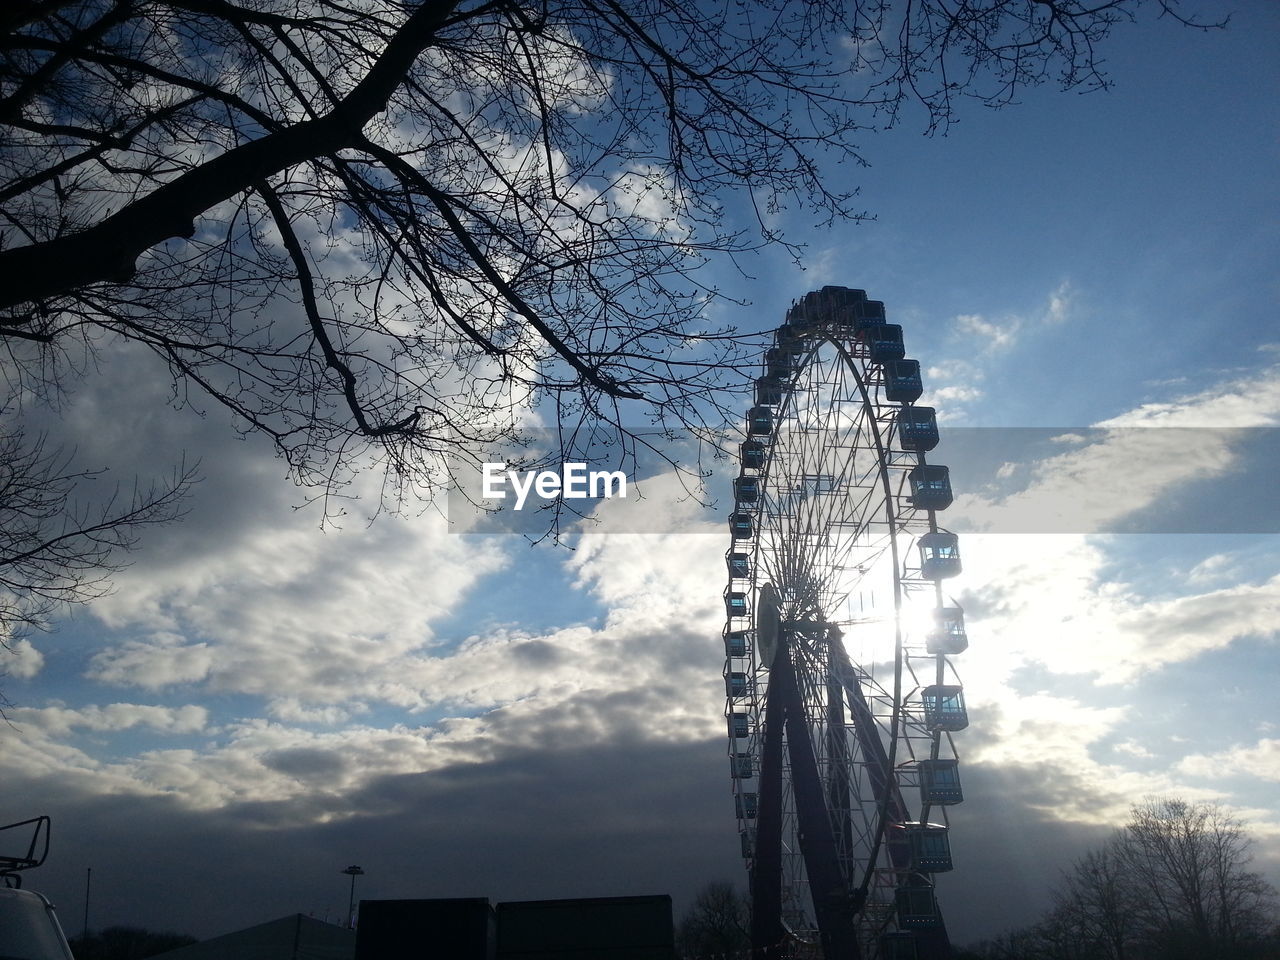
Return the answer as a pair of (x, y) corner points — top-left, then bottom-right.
(724, 287), (970, 960)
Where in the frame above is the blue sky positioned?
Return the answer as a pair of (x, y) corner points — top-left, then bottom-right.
(3, 1), (1279, 948)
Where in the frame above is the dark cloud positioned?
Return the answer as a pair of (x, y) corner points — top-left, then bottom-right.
(262, 748), (352, 782)
(509, 640), (563, 668)
(11, 738), (740, 939)
(8, 732), (1120, 948)
(950, 584), (1015, 623)
(942, 762), (1116, 940)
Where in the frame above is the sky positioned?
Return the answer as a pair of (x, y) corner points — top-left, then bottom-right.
(3, 1), (1279, 949)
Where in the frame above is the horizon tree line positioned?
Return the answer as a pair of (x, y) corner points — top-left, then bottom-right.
(958, 798), (1279, 960)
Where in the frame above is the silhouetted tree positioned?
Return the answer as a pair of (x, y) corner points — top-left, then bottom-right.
(0, 0), (1227, 642)
(958, 924), (1052, 960)
(1117, 798), (1278, 959)
(1, 427), (191, 648)
(959, 799), (1280, 960)
(1052, 841), (1140, 960)
(0, 0), (1226, 505)
(676, 880), (748, 959)
(68, 926), (198, 960)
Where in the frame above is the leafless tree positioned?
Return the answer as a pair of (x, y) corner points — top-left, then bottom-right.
(0, 0), (1227, 635)
(69, 925), (198, 960)
(676, 880), (749, 959)
(1118, 798), (1278, 959)
(1052, 839), (1140, 960)
(963, 799), (1280, 960)
(0, 427), (192, 646)
(0, 0), (1227, 500)
(956, 923), (1056, 960)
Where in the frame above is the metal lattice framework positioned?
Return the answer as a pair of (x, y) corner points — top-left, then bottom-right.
(723, 287), (971, 960)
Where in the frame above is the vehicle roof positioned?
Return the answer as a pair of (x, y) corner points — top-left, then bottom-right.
(0, 886), (75, 960)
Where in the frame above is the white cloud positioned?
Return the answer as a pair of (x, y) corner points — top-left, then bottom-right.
(1186, 552), (1245, 586)
(929, 383), (985, 410)
(921, 359), (985, 418)
(958, 690), (1206, 826)
(4, 464), (721, 812)
(954, 534), (1279, 687)
(86, 496), (509, 705)
(5, 638), (44, 679)
(88, 635), (214, 688)
(1177, 739), (1280, 783)
(904, 510), (1277, 845)
(915, 510), (1276, 832)
(972, 692), (1128, 768)
(950, 363), (1280, 534)
(947, 282), (1073, 355)
(955, 313), (1018, 350)
(266, 698), (360, 726)
(951, 427), (1238, 533)
(1097, 363), (1280, 429)
(10, 702), (208, 737)
(1112, 740), (1155, 759)
(1111, 576), (1280, 678)
(0, 465), (732, 816)
(1044, 281), (1072, 326)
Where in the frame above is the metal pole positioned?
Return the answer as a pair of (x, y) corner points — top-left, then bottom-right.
(82, 867), (91, 941)
(341, 865), (364, 929)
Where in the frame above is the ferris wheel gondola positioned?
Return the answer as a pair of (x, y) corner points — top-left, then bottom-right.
(723, 287), (971, 960)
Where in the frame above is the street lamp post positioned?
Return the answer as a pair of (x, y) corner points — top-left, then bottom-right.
(341, 865), (365, 929)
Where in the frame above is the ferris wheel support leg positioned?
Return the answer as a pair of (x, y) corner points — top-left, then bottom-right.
(830, 644), (913, 866)
(825, 685), (856, 868)
(834, 650), (955, 959)
(751, 675), (786, 959)
(779, 641), (862, 960)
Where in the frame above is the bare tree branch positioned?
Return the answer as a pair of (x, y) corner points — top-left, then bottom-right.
(0, 0), (466, 308)
(0, 426), (196, 642)
(0, 0), (1228, 538)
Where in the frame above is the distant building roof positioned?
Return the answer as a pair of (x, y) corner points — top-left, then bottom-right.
(151, 914), (355, 960)
(352, 895), (675, 960)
